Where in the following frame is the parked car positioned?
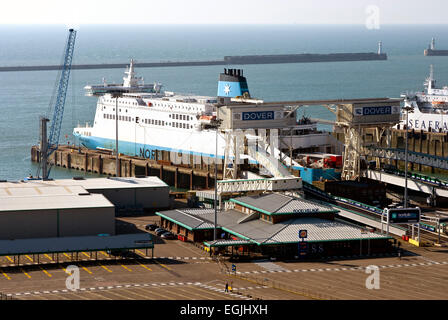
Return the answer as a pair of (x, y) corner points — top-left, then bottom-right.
(160, 231), (176, 240)
(145, 224), (158, 231)
(155, 228), (167, 236)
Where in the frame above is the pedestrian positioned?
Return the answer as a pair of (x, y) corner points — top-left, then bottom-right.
(398, 249), (402, 260)
(225, 282), (229, 292)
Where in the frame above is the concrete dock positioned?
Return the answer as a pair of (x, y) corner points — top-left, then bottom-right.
(31, 145), (223, 190)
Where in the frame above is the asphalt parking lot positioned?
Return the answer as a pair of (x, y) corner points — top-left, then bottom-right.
(1, 215), (447, 300)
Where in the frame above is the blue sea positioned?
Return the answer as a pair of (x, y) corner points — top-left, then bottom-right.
(1, 24), (448, 180)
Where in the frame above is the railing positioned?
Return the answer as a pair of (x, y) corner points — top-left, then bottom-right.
(303, 181), (384, 216)
(374, 167), (448, 188)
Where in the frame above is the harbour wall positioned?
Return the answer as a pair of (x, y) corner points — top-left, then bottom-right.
(1, 53), (387, 72)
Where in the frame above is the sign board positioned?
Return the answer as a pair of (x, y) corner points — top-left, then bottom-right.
(298, 242), (308, 256)
(354, 105), (400, 116)
(293, 209), (319, 214)
(242, 111), (275, 121)
(231, 264), (236, 272)
(134, 240), (153, 244)
(385, 207), (421, 224)
(298, 230), (308, 239)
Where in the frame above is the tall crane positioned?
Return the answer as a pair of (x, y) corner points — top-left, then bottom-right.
(37, 28), (77, 179)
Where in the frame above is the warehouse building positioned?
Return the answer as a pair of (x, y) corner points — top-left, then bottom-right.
(8, 176), (170, 211)
(0, 184), (115, 240)
(156, 193), (392, 258)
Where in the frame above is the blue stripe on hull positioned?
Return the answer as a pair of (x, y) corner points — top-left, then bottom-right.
(76, 134), (225, 160)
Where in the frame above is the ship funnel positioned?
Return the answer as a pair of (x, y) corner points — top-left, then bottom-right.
(217, 68), (250, 101)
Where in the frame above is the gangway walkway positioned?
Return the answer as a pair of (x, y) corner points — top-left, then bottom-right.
(246, 140), (294, 178)
(365, 146), (448, 170)
(366, 169), (448, 198)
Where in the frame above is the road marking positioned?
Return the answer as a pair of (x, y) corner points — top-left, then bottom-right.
(137, 261), (152, 271)
(82, 266), (92, 275)
(25, 255), (34, 262)
(39, 266), (52, 278)
(154, 260), (172, 271)
(121, 264), (132, 272)
(6, 256), (14, 263)
(100, 251), (109, 258)
(99, 263), (112, 273)
(63, 253), (72, 260)
(21, 268), (31, 279)
(44, 254), (53, 261)
(82, 252), (91, 259)
(136, 249), (146, 256)
(1, 270), (11, 280)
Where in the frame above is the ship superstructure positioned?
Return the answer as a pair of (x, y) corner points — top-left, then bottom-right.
(401, 65), (448, 132)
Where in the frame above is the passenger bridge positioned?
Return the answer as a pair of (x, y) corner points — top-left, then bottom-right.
(365, 146), (448, 170)
(366, 169), (448, 198)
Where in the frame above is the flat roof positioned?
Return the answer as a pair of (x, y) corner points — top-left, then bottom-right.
(156, 208), (391, 245)
(0, 185), (87, 198)
(0, 233), (154, 256)
(231, 193), (338, 215)
(0, 193), (114, 212)
(0, 176), (169, 190)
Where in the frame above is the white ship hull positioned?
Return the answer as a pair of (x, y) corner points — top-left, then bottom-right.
(400, 100), (448, 132)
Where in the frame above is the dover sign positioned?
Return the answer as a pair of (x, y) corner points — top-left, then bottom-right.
(242, 111), (275, 121)
(354, 106), (400, 116)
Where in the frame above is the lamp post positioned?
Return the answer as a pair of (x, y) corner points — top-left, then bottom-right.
(111, 92), (121, 177)
(403, 105), (414, 208)
(214, 118), (223, 242)
(214, 127), (218, 241)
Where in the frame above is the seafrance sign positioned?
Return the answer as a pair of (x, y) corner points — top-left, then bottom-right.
(354, 105), (400, 116)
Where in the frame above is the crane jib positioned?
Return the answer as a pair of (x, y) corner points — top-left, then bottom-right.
(38, 29), (77, 179)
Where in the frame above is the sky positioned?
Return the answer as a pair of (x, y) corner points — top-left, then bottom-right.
(0, 0), (446, 25)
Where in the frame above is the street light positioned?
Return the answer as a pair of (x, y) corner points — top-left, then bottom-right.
(214, 118), (223, 241)
(111, 92), (121, 177)
(403, 105), (414, 208)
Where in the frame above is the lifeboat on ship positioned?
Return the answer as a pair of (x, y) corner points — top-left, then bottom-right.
(199, 115), (216, 124)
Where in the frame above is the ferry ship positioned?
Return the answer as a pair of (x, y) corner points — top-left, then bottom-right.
(73, 60), (338, 174)
(401, 65), (448, 132)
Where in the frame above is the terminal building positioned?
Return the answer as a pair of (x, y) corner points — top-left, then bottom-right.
(156, 193), (392, 258)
